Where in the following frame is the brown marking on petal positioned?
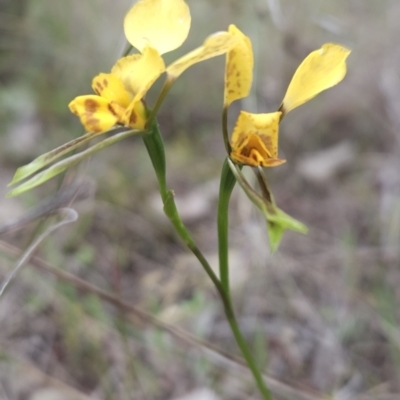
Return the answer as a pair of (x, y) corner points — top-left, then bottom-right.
(94, 88), (100, 95)
(236, 71), (241, 77)
(84, 98), (98, 113)
(86, 117), (101, 131)
(107, 104), (118, 116)
(241, 147), (250, 157)
(129, 110), (137, 125)
(96, 82), (103, 91)
(103, 78), (108, 88)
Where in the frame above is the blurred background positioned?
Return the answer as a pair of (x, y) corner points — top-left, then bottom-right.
(1, 0), (400, 399)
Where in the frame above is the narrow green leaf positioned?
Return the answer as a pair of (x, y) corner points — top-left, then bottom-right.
(7, 129), (142, 197)
(8, 130), (114, 186)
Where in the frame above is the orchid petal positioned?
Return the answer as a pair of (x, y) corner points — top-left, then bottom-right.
(224, 25), (253, 107)
(68, 95), (118, 133)
(124, 0), (191, 55)
(92, 73), (132, 108)
(281, 43), (351, 114)
(112, 47), (165, 102)
(167, 31), (239, 79)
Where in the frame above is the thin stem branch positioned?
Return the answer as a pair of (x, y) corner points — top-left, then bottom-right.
(254, 167), (274, 204)
(222, 106), (232, 155)
(146, 76), (175, 127)
(122, 43), (133, 57)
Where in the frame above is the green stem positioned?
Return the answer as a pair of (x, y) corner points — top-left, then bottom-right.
(146, 76), (175, 127)
(225, 308), (273, 400)
(143, 122), (273, 400)
(142, 121), (168, 201)
(222, 106), (232, 155)
(217, 158), (237, 295)
(122, 43), (133, 57)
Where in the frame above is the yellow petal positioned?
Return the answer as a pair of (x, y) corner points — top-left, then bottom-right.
(230, 111), (285, 167)
(111, 47), (165, 102)
(124, 0), (191, 55)
(281, 43), (351, 114)
(69, 95), (118, 133)
(111, 54), (141, 87)
(92, 73), (132, 108)
(121, 100), (148, 130)
(224, 25), (254, 107)
(166, 31), (239, 79)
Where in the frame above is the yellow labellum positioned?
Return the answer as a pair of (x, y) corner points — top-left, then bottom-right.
(124, 0), (191, 55)
(167, 31), (239, 79)
(224, 25), (253, 107)
(230, 111), (285, 167)
(69, 95), (119, 133)
(281, 43), (351, 114)
(112, 46), (166, 103)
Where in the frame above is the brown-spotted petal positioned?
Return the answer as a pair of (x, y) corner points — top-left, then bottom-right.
(92, 73), (132, 108)
(68, 95), (119, 133)
(121, 99), (148, 130)
(224, 24), (254, 107)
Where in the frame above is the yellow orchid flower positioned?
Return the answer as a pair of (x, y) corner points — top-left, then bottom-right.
(70, 0), (239, 133)
(225, 37), (351, 167)
(68, 70), (148, 133)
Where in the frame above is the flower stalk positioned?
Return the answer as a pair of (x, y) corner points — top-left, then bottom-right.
(145, 120), (273, 399)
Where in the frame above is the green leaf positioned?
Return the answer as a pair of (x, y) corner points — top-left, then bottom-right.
(7, 129), (142, 197)
(267, 208), (308, 253)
